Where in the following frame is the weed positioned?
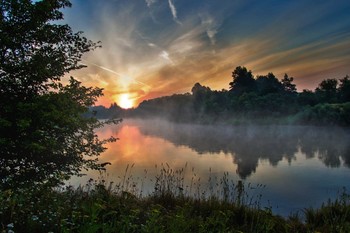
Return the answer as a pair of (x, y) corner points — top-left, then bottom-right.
(1, 165), (349, 232)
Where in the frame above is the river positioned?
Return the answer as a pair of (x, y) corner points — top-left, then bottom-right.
(69, 119), (350, 217)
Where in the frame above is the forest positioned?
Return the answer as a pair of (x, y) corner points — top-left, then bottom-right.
(93, 66), (350, 126)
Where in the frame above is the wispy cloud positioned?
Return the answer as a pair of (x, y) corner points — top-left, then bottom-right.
(159, 50), (174, 65)
(65, 0), (350, 106)
(145, 0), (157, 8)
(169, 29), (204, 55)
(80, 59), (151, 89)
(200, 13), (219, 45)
(168, 0), (181, 24)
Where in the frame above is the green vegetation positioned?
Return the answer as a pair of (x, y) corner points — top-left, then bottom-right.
(96, 67), (350, 126)
(1, 166), (349, 232)
(1, 1), (349, 232)
(0, 0), (119, 189)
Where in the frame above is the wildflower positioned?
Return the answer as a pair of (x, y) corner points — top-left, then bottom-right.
(7, 223), (14, 228)
(32, 215), (39, 221)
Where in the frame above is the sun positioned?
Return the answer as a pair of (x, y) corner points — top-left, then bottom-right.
(118, 93), (134, 109)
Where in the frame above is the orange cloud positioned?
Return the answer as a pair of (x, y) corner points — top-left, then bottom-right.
(64, 1), (350, 107)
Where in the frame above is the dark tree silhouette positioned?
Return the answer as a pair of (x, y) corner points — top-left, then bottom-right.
(229, 66), (256, 95)
(298, 89), (318, 106)
(338, 75), (350, 102)
(256, 72), (283, 95)
(0, 0), (118, 188)
(315, 78), (338, 103)
(191, 83), (211, 112)
(281, 74), (297, 93)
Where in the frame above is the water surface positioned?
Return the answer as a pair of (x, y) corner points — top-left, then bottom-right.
(70, 119), (350, 217)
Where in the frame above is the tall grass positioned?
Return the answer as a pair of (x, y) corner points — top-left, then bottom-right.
(1, 164), (349, 232)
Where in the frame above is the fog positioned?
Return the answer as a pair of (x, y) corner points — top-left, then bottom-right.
(124, 118), (350, 179)
(67, 118), (350, 216)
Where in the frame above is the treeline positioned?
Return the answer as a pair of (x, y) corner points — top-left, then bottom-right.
(95, 66), (350, 125)
(87, 103), (125, 119)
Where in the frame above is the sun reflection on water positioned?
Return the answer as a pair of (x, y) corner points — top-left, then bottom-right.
(69, 119), (350, 217)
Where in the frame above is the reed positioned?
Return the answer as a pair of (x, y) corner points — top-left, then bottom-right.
(1, 164), (349, 232)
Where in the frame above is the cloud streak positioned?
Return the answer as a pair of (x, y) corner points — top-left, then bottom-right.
(145, 0), (156, 7)
(168, 0), (181, 24)
(200, 13), (219, 45)
(64, 0), (350, 106)
(81, 60), (152, 89)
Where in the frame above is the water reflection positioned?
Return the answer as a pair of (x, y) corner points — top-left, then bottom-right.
(123, 119), (350, 179)
(71, 119), (350, 216)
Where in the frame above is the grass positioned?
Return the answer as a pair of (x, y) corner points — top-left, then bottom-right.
(1, 165), (349, 233)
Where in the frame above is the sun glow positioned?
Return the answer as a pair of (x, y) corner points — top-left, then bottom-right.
(118, 93), (134, 109)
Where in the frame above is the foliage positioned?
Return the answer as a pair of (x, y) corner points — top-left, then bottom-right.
(134, 93), (194, 122)
(106, 66), (350, 126)
(1, 166), (349, 232)
(281, 74), (297, 94)
(303, 189), (350, 233)
(0, 0), (117, 189)
(294, 102), (350, 126)
(315, 78), (338, 103)
(229, 66), (256, 95)
(338, 75), (350, 102)
(256, 73), (283, 95)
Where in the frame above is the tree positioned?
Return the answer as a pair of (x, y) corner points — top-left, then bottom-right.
(191, 82), (211, 112)
(229, 66), (256, 95)
(315, 78), (338, 103)
(0, 0), (118, 188)
(298, 89), (317, 106)
(338, 75), (350, 102)
(281, 73), (297, 94)
(255, 72), (283, 95)
(191, 82), (211, 97)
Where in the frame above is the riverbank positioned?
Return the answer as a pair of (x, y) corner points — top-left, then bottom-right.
(1, 174), (349, 233)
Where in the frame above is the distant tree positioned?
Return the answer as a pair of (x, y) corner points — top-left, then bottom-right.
(0, 0), (117, 188)
(135, 93), (194, 121)
(315, 79), (338, 103)
(281, 74), (297, 93)
(191, 83), (211, 96)
(237, 92), (259, 113)
(298, 90), (318, 106)
(317, 79), (338, 92)
(109, 102), (123, 117)
(338, 75), (350, 102)
(229, 66), (256, 95)
(129, 66), (350, 125)
(204, 90), (229, 114)
(256, 72), (283, 95)
(110, 102), (121, 110)
(296, 103), (350, 126)
(191, 83), (211, 112)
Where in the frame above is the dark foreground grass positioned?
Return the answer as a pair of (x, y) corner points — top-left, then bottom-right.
(1, 166), (349, 233)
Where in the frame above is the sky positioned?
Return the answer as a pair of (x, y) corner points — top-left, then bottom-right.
(63, 0), (350, 108)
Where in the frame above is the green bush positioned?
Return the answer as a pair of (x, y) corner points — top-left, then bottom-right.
(294, 102), (350, 126)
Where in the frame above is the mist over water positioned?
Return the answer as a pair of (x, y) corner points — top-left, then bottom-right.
(70, 119), (350, 217)
(139, 119), (350, 176)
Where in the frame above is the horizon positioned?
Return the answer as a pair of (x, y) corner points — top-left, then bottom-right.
(64, 0), (350, 108)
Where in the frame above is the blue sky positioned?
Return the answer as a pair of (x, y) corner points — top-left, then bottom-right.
(62, 0), (350, 107)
